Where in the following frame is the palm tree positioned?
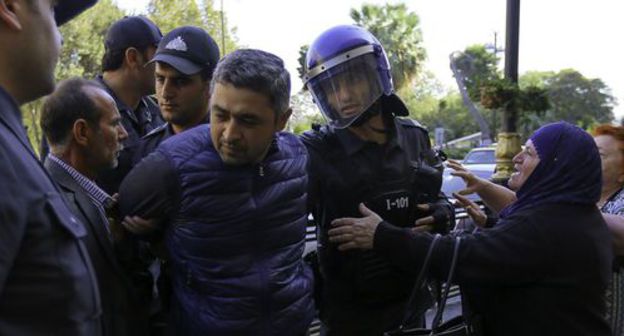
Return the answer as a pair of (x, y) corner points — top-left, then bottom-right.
(350, 4), (426, 91)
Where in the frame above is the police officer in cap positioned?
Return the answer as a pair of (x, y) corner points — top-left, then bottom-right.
(95, 15), (164, 194)
(0, 0), (102, 334)
(133, 25), (219, 163)
(301, 25), (454, 336)
(124, 26), (219, 336)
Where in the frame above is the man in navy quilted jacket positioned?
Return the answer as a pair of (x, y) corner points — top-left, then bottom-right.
(118, 48), (314, 335)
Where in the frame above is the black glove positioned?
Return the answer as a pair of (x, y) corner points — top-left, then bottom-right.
(416, 202), (454, 234)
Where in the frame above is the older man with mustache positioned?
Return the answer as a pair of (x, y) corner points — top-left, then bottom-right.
(40, 78), (151, 336)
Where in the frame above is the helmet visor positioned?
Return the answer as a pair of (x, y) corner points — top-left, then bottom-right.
(306, 53), (384, 129)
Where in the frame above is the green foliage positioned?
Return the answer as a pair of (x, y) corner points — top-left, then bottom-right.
(198, 0), (239, 54)
(454, 44), (500, 102)
(518, 69), (615, 131)
(400, 72), (443, 121)
(296, 44), (309, 82)
(22, 100), (45, 155)
(350, 3), (426, 90)
(290, 115), (325, 135)
(444, 64), (615, 140)
(518, 70), (554, 88)
(517, 85), (550, 113)
(287, 90), (324, 134)
(479, 77), (518, 109)
(410, 93), (480, 141)
(147, 0), (239, 55)
(23, 0), (127, 151)
(57, 0), (126, 80)
(479, 78), (548, 113)
(147, 0), (202, 34)
(22, 0), (241, 151)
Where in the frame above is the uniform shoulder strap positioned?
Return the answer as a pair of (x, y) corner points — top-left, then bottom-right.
(396, 117), (428, 133)
(300, 124), (337, 152)
(143, 122), (168, 139)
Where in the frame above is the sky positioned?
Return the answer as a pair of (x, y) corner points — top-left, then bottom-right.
(117, 0), (624, 120)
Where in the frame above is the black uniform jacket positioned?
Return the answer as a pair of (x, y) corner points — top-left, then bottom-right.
(302, 116), (452, 334)
(132, 116), (210, 166)
(0, 86), (101, 335)
(376, 202), (613, 336)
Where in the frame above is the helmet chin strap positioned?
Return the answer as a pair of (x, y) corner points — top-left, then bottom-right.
(366, 123), (388, 134)
(350, 100), (391, 135)
(350, 100), (382, 128)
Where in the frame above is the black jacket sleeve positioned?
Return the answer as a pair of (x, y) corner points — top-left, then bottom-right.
(118, 151), (179, 229)
(374, 210), (554, 286)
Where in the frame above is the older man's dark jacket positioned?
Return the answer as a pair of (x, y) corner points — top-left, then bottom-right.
(0, 86), (101, 335)
(45, 157), (149, 336)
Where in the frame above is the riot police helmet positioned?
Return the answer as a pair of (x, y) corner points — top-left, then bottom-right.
(304, 25), (393, 129)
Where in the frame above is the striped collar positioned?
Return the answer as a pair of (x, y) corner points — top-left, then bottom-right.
(47, 154), (114, 208)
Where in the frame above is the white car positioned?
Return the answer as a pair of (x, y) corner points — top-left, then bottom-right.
(442, 146), (496, 201)
(461, 147), (497, 172)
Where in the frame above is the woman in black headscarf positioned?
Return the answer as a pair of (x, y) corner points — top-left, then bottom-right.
(329, 122), (612, 335)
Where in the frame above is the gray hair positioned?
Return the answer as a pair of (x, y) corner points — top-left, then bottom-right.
(210, 49), (290, 117)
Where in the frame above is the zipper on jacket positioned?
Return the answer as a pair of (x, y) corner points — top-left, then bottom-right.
(258, 164), (265, 177)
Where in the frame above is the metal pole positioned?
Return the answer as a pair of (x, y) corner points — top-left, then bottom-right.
(503, 0), (520, 132)
(492, 0), (522, 183)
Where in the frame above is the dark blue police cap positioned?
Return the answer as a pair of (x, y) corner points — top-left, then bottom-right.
(150, 26), (220, 76)
(54, 0), (98, 26)
(105, 16), (163, 52)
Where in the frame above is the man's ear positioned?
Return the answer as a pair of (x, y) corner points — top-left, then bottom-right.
(276, 107), (292, 132)
(72, 119), (91, 146)
(124, 47), (141, 69)
(0, 0), (23, 31)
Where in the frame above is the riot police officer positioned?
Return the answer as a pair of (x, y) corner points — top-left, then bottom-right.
(301, 25), (454, 336)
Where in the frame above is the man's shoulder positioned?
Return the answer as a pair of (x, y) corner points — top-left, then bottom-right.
(395, 118), (428, 133)
(0, 136), (86, 234)
(278, 131), (303, 145)
(43, 157), (76, 191)
(300, 124), (335, 149)
(134, 124), (173, 164)
(143, 95), (159, 108)
(157, 124), (212, 156)
(142, 95), (163, 120)
(0, 126), (39, 178)
(276, 131), (307, 157)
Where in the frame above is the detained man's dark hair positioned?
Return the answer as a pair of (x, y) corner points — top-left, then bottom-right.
(40, 78), (105, 146)
(210, 49), (290, 118)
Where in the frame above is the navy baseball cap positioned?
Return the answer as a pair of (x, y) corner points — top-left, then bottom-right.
(55, 0), (98, 26)
(105, 16), (163, 52)
(150, 26), (220, 75)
